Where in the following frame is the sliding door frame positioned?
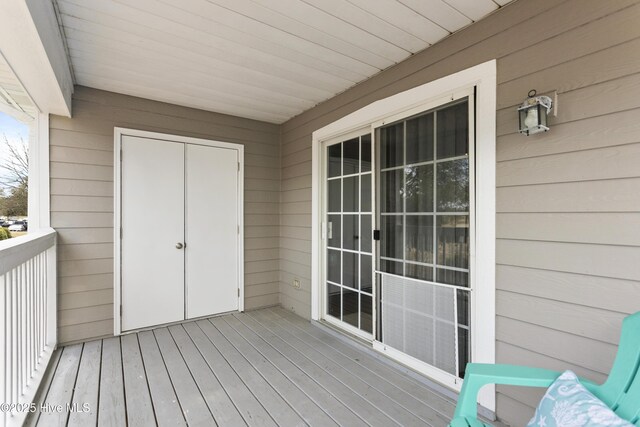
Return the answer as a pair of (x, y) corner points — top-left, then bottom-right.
(311, 60), (496, 412)
(114, 127), (245, 336)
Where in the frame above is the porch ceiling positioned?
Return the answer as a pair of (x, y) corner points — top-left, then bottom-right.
(55, 0), (513, 124)
(0, 55), (38, 122)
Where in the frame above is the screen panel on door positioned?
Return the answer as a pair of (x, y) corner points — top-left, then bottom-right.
(326, 134), (373, 334)
(378, 99), (471, 378)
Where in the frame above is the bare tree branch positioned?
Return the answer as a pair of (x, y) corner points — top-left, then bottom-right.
(0, 134), (28, 190)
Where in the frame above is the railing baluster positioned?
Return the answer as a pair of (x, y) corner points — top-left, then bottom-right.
(0, 229), (57, 426)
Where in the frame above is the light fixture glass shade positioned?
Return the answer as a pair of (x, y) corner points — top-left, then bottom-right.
(518, 94), (552, 136)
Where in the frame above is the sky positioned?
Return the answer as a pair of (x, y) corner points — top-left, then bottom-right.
(0, 111), (29, 188)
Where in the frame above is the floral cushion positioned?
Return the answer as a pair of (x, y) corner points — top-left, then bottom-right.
(527, 370), (632, 427)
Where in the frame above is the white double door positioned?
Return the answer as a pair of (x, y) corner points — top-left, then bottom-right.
(121, 135), (239, 332)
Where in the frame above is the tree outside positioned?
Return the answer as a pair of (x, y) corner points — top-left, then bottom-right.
(0, 111), (29, 237)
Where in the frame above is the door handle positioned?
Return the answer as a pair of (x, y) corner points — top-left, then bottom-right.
(176, 242), (184, 249)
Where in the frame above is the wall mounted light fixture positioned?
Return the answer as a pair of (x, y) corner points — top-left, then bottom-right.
(518, 90), (553, 136)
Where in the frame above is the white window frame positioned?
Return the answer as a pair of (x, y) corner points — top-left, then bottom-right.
(311, 60), (496, 412)
(113, 127), (245, 336)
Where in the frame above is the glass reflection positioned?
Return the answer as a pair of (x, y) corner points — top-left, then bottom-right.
(343, 138), (359, 175)
(436, 215), (469, 270)
(437, 101), (468, 159)
(380, 122), (403, 168)
(405, 215), (434, 263)
(406, 164), (434, 213)
(328, 143), (341, 177)
(406, 113), (434, 164)
(436, 159), (469, 212)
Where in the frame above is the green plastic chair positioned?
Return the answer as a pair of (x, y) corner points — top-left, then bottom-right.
(449, 311), (640, 426)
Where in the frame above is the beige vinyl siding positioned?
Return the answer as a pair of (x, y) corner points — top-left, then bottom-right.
(51, 86), (280, 345)
(279, 0), (640, 424)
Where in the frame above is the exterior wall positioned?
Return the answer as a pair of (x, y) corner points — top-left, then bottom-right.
(279, 0), (640, 424)
(51, 86), (280, 345)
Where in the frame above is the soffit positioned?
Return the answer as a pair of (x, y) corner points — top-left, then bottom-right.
(57, 0), (514, 123)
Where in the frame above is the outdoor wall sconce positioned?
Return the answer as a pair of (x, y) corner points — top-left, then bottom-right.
(518, 89), (553, 135)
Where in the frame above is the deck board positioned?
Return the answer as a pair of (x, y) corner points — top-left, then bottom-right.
(137, 331), (186, 427)
(68, 340), (101, 426)
(97, 337), (126, 427)
(34, 308), (456, 426)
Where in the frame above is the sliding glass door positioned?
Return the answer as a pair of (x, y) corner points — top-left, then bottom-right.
(321, 93), (474, 384)
(324, 133), (374, 337)
(377, 97), (473, 380)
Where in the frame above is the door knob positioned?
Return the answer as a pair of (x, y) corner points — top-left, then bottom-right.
(176, 242), (184, 249)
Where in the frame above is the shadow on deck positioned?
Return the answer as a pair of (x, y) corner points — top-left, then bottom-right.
(26, 307), (456, 426)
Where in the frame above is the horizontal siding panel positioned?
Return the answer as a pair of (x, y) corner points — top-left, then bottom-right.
(51, 145), (113, 166)
(497, 239), (640, 281)
(245, 293), (279, 311)
(280, 237), (311, 253)
(279, 248), (311, 267)
(245, 249), (279, 262)
(50, 128), (114, 151)
(245, 282), (279, 298)
(245, 178), (280, 192)
(498, 3), (640, 85)
(245, 271), (279, 286)
(50, 162), (113, 181)
(245, 260), (279, 274)
(279, 289), (311, 319)
(58, 289), (113, 310)
(282, 161), (311, 180)
(496, 212), (640, 246)
(245, 202), (279, 215)
(51, 195), (113, 212)
(58, 304), (113, 327)
(59, 259), (114, 277)
(280, 226), (311, 241)
(281, 189), (311, 203)
(58, 274), (114, 294)
(245, 237), (279, 250)
(495, 394), (535, 427)
(497, 143), (640, 187)
(497, 108), (640, 161)
(245, 166), (280, 180)
(497, 178), (640, 213)
(280, 260), (311, 281)
(497, 265), (640, 314)
(497, 316), (617, 375)
(54, 99), (279, 145)
(51, 178), (113, 197)
(282, 147), (311, 167)
(498, 36), (640, 109)
(281, 214), (310, 228)
(52, 212), (114, 228)
(497, 341), (607, 385)
(497, 291), (625, 345)
(282, 175), (311, 192)
(245, 225), (279, 238)
(245, 190), (280, 203)
(58, 243), (114, 261)
(58, 320), (113, 345)
(281, 201), (311, 215)
(245, 214), (279, 227)
(72, 86), (280, 134)
(56, 228), (113, 244)
(280, 271), (309, 292)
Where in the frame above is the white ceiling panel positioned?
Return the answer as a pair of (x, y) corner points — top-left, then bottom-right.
(55, 0), (514, 123)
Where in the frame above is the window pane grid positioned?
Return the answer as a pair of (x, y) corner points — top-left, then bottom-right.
(326, 134), (373, 334)
(378, 99), (470, 379)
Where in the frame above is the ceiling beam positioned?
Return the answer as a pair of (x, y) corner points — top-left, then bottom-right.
(0, 0), (73, 117)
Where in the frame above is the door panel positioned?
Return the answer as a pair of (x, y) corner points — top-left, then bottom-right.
(377, 99), (472, 379)
(186, 144), (238, 318)
(324, 134), (374, 336)
(121, 136), (185, 331)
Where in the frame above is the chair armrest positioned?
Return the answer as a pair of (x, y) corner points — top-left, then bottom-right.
(453, 363), (563, 419)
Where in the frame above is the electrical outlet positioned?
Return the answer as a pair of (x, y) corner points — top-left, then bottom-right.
(293, 278), (301, 289)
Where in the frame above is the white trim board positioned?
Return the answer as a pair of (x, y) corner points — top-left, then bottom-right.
(113, 127), (245, 335)
(311, 59), (497, 412)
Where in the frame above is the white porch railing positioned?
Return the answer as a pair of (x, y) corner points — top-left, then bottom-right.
(0, 229), (56, 427)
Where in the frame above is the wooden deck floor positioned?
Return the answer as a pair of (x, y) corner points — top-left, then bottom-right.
(27, 307), (456, 426)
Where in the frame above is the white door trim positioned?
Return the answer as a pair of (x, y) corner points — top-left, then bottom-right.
(114, 127), (245, 335)
(311, 60), (496, 412)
